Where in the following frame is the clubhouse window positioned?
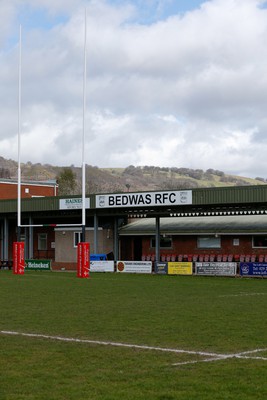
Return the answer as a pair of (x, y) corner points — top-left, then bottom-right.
(151, 236), (172, 248)
(253, 236), (267, 248)
(38, 233), (47, 251)
(74, 232), (82, 248)
(197, 236), (221, 249)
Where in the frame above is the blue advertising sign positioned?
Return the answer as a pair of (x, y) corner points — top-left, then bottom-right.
(240, 262), (267, 276)
(90, 254), (107, 261)
(155, 262), (168, 274)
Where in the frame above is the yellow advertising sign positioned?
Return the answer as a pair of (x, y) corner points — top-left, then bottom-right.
(168, 262), (193, 275)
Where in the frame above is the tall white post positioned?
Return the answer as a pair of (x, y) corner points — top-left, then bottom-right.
(82, 9), (87, 242)
(17, 25), (22, 240)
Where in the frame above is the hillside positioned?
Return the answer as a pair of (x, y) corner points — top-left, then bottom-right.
(0, 156), (266, 195)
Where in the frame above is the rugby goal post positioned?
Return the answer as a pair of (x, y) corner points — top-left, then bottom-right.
(14, 13), (90, 277)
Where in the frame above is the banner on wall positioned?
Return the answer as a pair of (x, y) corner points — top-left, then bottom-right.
(116, 261), (152, 274)
(168, 262), (193, 275)
(195, 262), (237, 276)
(240, 262), (267, 276)
(60, 198), (90, 210)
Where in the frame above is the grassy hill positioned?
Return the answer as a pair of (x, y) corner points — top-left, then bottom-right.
(0, 156), (266, 195)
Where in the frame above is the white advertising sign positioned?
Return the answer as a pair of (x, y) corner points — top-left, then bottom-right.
(195, 262), (237, 276)
(96, 190), (192, 208)
(60, 198), (90, 210)
(116, 261), (152, 274)
(90, 261), (114, 272)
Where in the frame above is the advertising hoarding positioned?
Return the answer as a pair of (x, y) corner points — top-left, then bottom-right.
(155, 262), (168, 274)
(240, 262), (267, 276)
(195, 262), (237, 276)
(90, 261), (114, 272)
(116, 261), (152, 274)
(168, 262), (193, 275)
(25, 259), (51, 270)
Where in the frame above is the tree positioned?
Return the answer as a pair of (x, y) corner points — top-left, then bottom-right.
(57, 168), (77, 195)
(0, 167), (10, 178)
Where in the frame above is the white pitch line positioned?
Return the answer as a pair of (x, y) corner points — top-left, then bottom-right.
(0, 330), (222, 357)
(219, 293), (267, 298)
(172, 348), (267, 366)
(235, 348), (267, 355)
(172, 357), (227, 366)
(235, 356), (267, 361)
(1, 330), (267, 365)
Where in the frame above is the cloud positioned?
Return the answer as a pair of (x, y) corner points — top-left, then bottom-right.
(1, 0), (267, 178)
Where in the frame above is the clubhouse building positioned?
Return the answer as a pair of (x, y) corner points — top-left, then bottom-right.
(1, 183), (267, 270)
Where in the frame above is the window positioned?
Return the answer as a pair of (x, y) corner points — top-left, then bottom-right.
(253, 236), (267, 248)
(74, 232), (82, 248)
(38, 233), (47, 250)
(151, 236), (172, 248)
(197, 236), (221, 249)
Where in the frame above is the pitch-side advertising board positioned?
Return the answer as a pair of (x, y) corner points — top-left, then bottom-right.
(168, 262), (193, 275)
(195, 262), (237, 276)
(25, 259), (51, 270)
(240, 262), (267, 276)
(116, 261), (152, 273)
(90, 261), (114, 272)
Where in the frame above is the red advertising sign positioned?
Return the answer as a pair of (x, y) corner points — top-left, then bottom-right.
(77, 242), (90, 278)
(13, 242), (25, 275)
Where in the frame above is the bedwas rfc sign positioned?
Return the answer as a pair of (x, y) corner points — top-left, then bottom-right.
(96, 190), (192, 208)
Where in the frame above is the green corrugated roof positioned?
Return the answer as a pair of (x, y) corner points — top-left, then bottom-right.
(1, 185), (267, 214)
(192, 185), (267, 205)
(119, 215), (267, 235)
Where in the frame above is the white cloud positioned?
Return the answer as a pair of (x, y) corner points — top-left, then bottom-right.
(0, 2), (19, 52)
(1, 0), (267, 178)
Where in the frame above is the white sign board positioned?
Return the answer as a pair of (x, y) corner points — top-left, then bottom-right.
(96, 190), (192, 208)
(90, 261), (114, 272)
(116, 261), (152, 274)
(195, 262), (237, 276)
(59, 198), (90, 210)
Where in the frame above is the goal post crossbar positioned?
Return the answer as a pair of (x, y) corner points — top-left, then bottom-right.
(19, 223), (84, 228)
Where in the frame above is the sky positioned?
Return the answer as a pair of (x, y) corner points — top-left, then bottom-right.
(1, 0), (267, 178)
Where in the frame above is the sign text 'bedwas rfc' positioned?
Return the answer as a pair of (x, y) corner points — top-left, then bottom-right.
(96, 190), (192, 208)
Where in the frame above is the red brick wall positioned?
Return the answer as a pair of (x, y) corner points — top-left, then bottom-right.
(0, 182), (57, 199)
(32, 227), (55, 260)
(122, 235), (264, 260)
(5, 225), (55, 261)
(52, 262), (76, 271)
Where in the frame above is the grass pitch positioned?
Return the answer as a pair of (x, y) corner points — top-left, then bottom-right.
(0, 271), (266, 399)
